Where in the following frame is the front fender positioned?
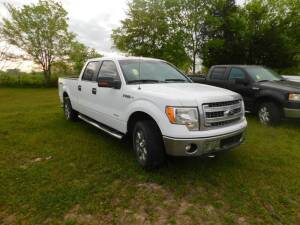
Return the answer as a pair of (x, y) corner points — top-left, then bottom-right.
(255, 89), (286, 105)
(125, 100), (168, 135)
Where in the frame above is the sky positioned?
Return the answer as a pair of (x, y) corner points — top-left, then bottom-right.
(0, 0), (245, 71)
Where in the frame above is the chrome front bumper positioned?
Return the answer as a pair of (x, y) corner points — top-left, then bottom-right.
(284, 108), (300, 118)
(163, 129), (246, 156)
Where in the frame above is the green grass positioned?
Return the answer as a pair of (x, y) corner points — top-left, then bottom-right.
(0, 88), (300, 225)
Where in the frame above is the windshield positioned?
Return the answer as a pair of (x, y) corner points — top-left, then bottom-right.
(118, 59), (190, 84)
(245, 67), (283, 82)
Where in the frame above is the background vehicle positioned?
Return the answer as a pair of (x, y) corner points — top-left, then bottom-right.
(283, 75), (300, 83)
(190, 65), (300, 125)
(59, 57), (247, 169)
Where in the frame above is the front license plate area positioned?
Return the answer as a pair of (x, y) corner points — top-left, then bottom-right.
(204, 140), (220, 153)
(220, 133), (242, 148)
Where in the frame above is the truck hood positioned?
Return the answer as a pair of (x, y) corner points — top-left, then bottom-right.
(258, 80), (300, 93)
(130, 83), (241, 105)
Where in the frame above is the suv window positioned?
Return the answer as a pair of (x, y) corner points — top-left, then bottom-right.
(99, 61), (119, 79)
(210, 67), (226, 80)
(82, 61), (101, 81)
(229, 68), (246, 80)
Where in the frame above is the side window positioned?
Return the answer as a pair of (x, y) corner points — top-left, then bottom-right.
(82, 61), (101, 81)
(210, 67), (226, 80)
(229, 68), (246, 80)
(98, 61), (119, 79)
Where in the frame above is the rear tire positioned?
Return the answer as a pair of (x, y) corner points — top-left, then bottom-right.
(63, 97), (78, 121)
(257, 102), (281, 125)
(132, 120), (165, 169)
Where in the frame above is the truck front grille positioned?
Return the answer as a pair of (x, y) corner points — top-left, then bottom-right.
(207, 100), (240, 108)
(203, 99), (243, 127)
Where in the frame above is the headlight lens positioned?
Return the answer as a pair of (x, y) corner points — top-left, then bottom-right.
(165, 107), (199, 131)
(288, 93), (300, 101)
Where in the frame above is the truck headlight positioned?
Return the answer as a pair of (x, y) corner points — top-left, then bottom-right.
(165, 107), (199, 131)
(289, 93), (300, 102)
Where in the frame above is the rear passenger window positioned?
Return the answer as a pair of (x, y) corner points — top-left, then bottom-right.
(99, 61), (119, 79)
(210, 67), (226, 80)
(82, 61), (101, 81)
(229, 68), (246, 80)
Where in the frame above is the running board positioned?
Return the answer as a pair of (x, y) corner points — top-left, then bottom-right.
(78, 115), (124, 139)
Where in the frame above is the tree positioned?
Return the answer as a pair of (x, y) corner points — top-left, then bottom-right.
(201, 0), (300, 72)
(201, 0), (247, 67)
(68, 41), (102, 74)
(166, 0), (206, 74)
(1, 0), (75, 85)
(112, 0), (191, 70)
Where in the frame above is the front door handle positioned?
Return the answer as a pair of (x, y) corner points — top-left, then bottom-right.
(78, 85), (81, 91)
(92, 88), (97, 95)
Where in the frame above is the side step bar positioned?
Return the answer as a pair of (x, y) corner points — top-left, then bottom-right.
(78, 114), (124, 139)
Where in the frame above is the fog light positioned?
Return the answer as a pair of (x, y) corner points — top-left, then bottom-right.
(185, 143), (198, 154)
(185, 144), (191, 151)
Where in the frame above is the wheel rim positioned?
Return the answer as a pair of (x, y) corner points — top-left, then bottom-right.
(64, 102), (70, 120)
(259, 106), (270, 124)
(135, 130), (147, 162)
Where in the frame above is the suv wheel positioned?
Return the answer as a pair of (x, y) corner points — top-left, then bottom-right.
(63, 97), (78, 121)
(133, 120), (165, 169)
(258, 102), (281, 125)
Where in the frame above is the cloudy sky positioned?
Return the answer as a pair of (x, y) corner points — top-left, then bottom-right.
(0, 0), (128, 56)
(0, 0), (245, 71)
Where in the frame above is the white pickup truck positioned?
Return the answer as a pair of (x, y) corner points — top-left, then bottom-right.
(59, 57), (247, 169)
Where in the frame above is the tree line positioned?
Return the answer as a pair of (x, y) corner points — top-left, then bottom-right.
(0, 0), (102, 85)
(112, 0), (300, 74)
(0, 0), (299, 84)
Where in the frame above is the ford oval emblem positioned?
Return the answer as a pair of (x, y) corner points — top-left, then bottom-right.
(224, 109), (235, 117)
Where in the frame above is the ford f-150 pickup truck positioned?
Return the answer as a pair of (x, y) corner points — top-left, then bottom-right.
(59, 57), (247, 169)
(190, 65), (300, 125)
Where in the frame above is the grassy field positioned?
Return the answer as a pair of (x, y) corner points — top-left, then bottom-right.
(0, 88), (300, 225)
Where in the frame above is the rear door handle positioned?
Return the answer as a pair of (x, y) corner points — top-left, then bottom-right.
(78, 85), (81, 91)
(92, 88), (97, 95)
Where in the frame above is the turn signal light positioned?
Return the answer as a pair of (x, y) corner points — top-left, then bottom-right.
(165, 107), (176, 123)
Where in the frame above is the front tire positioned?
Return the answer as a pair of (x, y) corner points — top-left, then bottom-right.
(132, 120), (165, 169)
(257, 102), (281, 125)
(63, 97), (78, 121)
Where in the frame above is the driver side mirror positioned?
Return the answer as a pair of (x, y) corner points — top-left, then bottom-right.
(98, 77), (121, 89)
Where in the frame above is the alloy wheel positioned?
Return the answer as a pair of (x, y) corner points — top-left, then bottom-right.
(258, 106), (270, 124)
(64, 102), (71, 120)
(135, 130), (147, 163)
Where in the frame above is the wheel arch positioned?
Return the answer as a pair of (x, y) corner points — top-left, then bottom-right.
(127, 111), (163, 138)
(254, 94), (284, 114)
(63, 91), (69, 99)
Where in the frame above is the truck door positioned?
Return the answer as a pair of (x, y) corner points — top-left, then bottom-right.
(226, 67), (255, 110)
(77, 61), (101, 117)
(92, 60), (125, 131)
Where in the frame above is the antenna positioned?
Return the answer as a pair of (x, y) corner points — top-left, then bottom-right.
(138, 56), (141, 90)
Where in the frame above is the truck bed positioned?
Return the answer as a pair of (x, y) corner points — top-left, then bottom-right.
(59, 77), (78, 80)
(188, 76), (206, 83)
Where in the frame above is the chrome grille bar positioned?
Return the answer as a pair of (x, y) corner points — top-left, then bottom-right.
(202, 99), (243, 127)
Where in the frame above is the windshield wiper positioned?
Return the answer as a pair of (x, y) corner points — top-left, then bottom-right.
(165, 79), (187, 83)
(257, 79), (270, 82)
(127, 79), (164, 84)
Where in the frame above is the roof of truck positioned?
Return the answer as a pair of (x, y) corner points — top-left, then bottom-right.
(212, 65), (264, 68)
(87, 56), (164, 62)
